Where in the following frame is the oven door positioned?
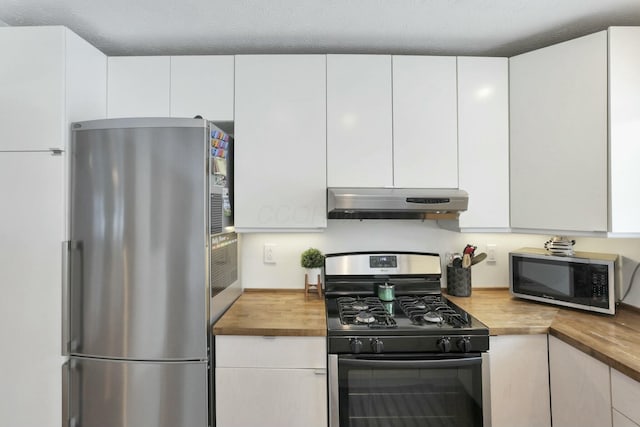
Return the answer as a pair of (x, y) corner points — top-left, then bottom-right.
(329, 353), (490, 427)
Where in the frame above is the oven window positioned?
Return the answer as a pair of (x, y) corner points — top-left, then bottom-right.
(337, 354), (483, 427)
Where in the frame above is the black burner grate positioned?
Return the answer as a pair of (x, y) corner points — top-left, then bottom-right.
(337, 297), (397, 328)
(397, 296), (469, 328)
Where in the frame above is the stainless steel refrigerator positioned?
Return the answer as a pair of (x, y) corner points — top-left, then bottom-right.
(62, 117), (240, 427)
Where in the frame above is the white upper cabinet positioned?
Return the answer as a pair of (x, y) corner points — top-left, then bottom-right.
(0, 27), (63, 151)
(458, 57), (510, 230)
(393, 56), (458, 188)
(107, 56), (170, 118)
(170, 56), (234, 121)
(327, 55), (393, 187)
(609, 27), (640, 234)
(510, 31), (608, 232)
(234, 55), (327, 230)
(0, 26), (106, 151)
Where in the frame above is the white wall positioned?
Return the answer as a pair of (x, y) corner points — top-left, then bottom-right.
(239, 221), (640, 309)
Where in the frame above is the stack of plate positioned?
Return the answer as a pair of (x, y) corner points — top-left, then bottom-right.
(544, 236), (576, 256)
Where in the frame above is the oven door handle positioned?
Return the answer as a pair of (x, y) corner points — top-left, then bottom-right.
(339, 356), (482, 370)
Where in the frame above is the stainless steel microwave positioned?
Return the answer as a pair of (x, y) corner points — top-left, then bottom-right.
(509, 248), (618, 315)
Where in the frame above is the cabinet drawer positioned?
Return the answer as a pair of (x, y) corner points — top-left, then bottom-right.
(612, 369), (640, 425)
(215, 336), (326, 368)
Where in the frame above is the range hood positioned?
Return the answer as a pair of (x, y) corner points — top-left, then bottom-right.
(327, 188), (468, 220)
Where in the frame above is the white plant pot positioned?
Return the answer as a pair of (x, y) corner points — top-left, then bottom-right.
(305, 267), (322, 284)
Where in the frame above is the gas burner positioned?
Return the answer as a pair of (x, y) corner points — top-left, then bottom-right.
(423, 311), (443, 323)
(355, 311), (376, 324)
(395, 295), (471, 328)
(336, 296), (397, 328)
(352, 302), (369, 311)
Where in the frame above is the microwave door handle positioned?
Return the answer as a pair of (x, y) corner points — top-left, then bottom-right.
(340, 356), (483, 370)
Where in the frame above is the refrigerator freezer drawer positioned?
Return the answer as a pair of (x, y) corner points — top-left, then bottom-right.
(66, 357), (208, 427)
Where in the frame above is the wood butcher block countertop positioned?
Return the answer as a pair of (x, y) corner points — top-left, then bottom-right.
(446, 289), (560, 335)
(212, 290), (326, 337)
(447, 288), (640, 383)
(213, 288), (640, 382)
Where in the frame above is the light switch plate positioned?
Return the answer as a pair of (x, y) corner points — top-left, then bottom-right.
(264, 244), (276, 264)
(487, 243), (497, 263)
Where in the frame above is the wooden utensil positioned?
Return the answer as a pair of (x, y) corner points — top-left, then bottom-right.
(462, 253), (472, 268)
(471, 253), (487, 266)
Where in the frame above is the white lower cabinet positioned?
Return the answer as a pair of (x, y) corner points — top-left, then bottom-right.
(215, 336), (327, 427)
(216, 367), (327, 427)
(614, 410), (640, 427)
(612, 368), (640, 427)
(489, 335), (551, 427)
(549, 335), (612, 427)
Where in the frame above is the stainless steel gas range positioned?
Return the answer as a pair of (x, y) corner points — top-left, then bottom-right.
(325, 251), (491, 427)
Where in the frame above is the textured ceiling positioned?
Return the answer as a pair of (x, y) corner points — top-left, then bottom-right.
(1, 0), (640, 57)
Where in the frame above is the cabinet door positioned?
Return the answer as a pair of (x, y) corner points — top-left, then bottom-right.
(65, 30), (108, 126)
(170, 55), (234, 121)
(107, 56), (170, 118)
(614, 410), (640, 427)
(549, 335), (612, 427)
(327, 55), (393, 187)
(489, 335), (551, 427)
(458, 57), (510, 229)
(612, 368), (640, 426)
(216, 367), (327, 427)
(609, 27), (640, 234)
(510, 31), (608, 232)
(234, 55), (326, 230)
(0, 152), (64, 426)
(0, 27), (65, 151)
(393, 56), (458, 188)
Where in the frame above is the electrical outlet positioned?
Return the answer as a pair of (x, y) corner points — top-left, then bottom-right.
(487, 244), (497, 263)
(264, 244), (276, 264)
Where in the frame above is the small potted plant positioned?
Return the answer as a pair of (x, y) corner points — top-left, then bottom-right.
(301, 248), (325, 293)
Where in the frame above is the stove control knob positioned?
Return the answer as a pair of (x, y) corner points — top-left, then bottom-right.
(438, 337), (451, 353)
(457, 337), (472, 353)
(371, 338), (384, 353)
(349, 338), (363, 354)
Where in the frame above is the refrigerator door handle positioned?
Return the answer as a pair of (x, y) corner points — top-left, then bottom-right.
(62, 241), (70, 356)
(62, 361), (68, 427)
(64, 359), (80, 427)
(64, 241), (83, 355)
